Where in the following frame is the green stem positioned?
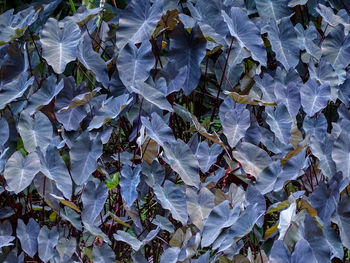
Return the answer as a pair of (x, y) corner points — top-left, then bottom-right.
(69, 0), (76, 13)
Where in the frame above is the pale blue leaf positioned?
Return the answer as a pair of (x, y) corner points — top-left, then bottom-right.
(120, 165), (141, 207)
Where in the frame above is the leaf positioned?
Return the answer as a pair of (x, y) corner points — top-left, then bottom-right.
(16, 218), (40, 258)
(131, 81), (174, 112)
(0, 220), (15, 249)
(4, 151), (40, 194)
(160, 247), (181, 263)
(70, 132), (103, 185)
(274, 82), (301, 118)
(269, 240), (291, 263)
(116, 0), (164, 49)
(56, 237), (76, 262)
(163, 139), (200, 188)
(336, 192), (350, 249)
(88, 94), (131, 130)
(255, 0), (292, 21)
(51, 194), (81, 213)
(108, 212), (132, 228)
(82, 180), (108, 224)
(186, 187), (215, 230)
(113, 231), (143, 251)
(37, 226), (59, 263)
(38, 145), (72, 199)
(18, 111), (53, 153)
(232, 142), (272, 178)
(93, 243), (115, 263)
(332, 129), (350, 179)
(153, 181), (188, 225)
(55, 77), (88, 131)
(168, 23), (207, 95)
(195, 142), (222, 173)
(322, 24), (350, 73)
(0, 117), (9, 148)
(219, 97), (250, 148)
(295, 23), (321, 60)
(0, 75), (34, 110)
(263, 18), (299, 70)
(141, 112), (176, 147)
(265, 104), (292, 145)
(201, 200), (240, 247)
(78, 32), (109, 85)
(39, 18), (81, 74)
(117, 40), (155, 89)
(120, 165), (141, 207)
(224, 91), (276, 106)
(26, 76), (64, 114)
(300, 79), (330, 117)
(222, 7), (267, 66)
(264, 224), (278, 239)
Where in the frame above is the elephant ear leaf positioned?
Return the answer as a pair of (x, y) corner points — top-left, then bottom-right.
(16, 218), (40, 258)
(222, 7), (267, 66)
(168, 23), (207, 96)
(82, 180), (108, 225)
(39, 18), (81, 74)
(119, 165), (141, 207)
(265, 104), (292, 145)
(4, 151), (40, 194)
(18, 111), (53, 153)
(37, 226), (59, 263)
(93, 243), (115, 263)
(70, 132), (103, 185)
(0, 220), (15, 249)
(116, 0), (164, 49)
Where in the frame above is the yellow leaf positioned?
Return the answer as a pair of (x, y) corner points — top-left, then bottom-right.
(224, 91), (277, 106)
(142, 137), (159, 164)
(51, 194), (81, 213)
(266, 200), (290, 214)
(280, 145), (305, 166)
(108, 212), (132, 228)
(297, 199), (317, 217)
(264, 224), (278, 239)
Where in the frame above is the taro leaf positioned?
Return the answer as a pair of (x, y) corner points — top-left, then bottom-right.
(232, 142), (272, 178)
(195, 142), (222, 173)
(55, 77), (88, 131)
(131, 251), (148, 263)
(0, 220), (14, 249)
(60, 207), (82, 231)
(58, 87), (101, 113)
(0, 117), (9, 148)
(255, 0), (292, 21)
(113, 230), (143, 251)
(88, 94), (131, 130)
(254, 73), (277, 103)
(201, 200), (240, 247)
(116, 0), (164, 49)
(84, 223), (111, 244)
(16, 218), (40, 258)
(142, 161), (165, 188)
(26, 77), (64, 114)
(168, 23), (206, 95)
(214, 53), (244, 90)
(82, 180), (108, 225)
(160, 247), (181, 263)
(70, 132), (103, 185)
(310, 136), (336, 179)
(0, 43), (26, 85)
(39, 145), (72, 199)
(278, 201), (298, 243)
(308, 58), (340, 87)
(291, 239), (317, 263)
(4, 151), (40, 194)
(300, 79), (330, 117)
(269, 240), (291, 263)
(309, 179), (338, 224)
(322, 24), (350, 73)
(141, 112), (176, 147)
(93, 243), (115, 263)
(274, 82), (301, 118)
(3, 249), (24, 263)
(255, 160), (283, 194)
(153, 181), (188, 225)
(163, 139), (200, 188)
(263, 18), (299, 70)
(303, 114), (327, 139)
(37, 226), (59, 263)
(117, 40), (155, 89)
(295, 23), (321, 60)
(78, 32), (109, 86)
(120, 165), (141, 207)
(265, 104), (292, 145)
(224, 91), (276, 106)
(0, 75), (34, 110)
(56, 237), (76, 262)
(219, 97), (250, 148)
(0, 207), (14, 219)
(316, 4), (345, 28)
(300, 214), (332, 263)
(336, 194), (350, 249)
(131, 81), (174, 112)
(39, 18), (81, 74)
(186, 187), (215, 230)
(332, 130), (350, 179)
(222, 7), (267, 66)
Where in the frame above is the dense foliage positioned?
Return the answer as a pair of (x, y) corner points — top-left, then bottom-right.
(1, 0), (350, 262)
